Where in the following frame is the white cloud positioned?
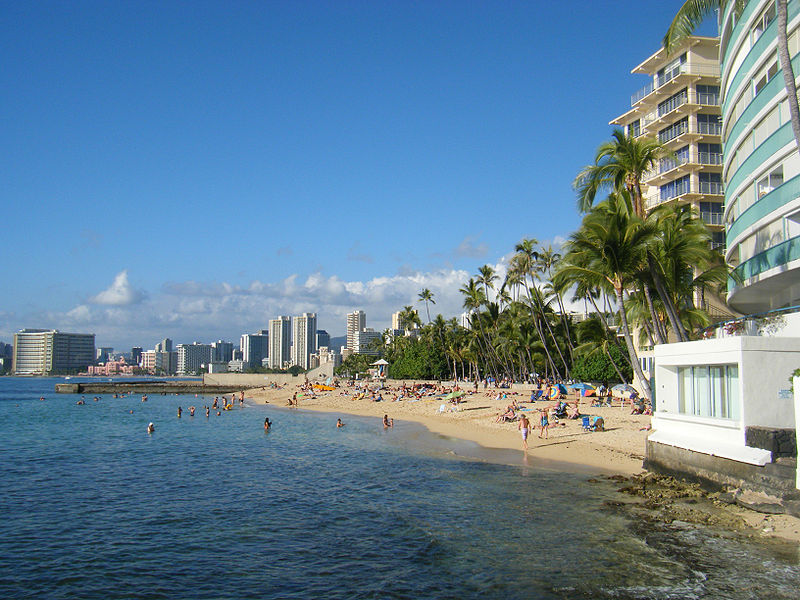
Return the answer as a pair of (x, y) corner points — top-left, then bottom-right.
(454, 235), (488, 258)
(89, 270), (146, 306)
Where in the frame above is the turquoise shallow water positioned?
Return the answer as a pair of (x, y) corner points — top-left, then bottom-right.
(1, 377), (798, 600)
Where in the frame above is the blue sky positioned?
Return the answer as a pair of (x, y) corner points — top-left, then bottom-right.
(1, 1), (716, 349)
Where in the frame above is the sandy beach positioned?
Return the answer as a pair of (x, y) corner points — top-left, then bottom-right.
(248, 382), (650, 474)
(243, 381), (800, 543)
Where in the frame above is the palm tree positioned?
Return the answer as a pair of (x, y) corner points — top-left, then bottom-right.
(555, 191), (656, 402)
(573, 129), (668, 217)
(418, 288), (435, 324)
(665, 1), (800, 155)
(398, 305), (420, 331)
(476, 265), (498, 300)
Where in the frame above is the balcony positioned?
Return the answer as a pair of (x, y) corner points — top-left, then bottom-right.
(629, 64), (721, 108)
(698, 151), (723, 165)
(698, 122), (722, 135)
(699, 181), (724, 195)
(700, 211), (724, 226)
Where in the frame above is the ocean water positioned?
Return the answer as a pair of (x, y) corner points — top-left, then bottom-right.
(1, 377), (798, 600)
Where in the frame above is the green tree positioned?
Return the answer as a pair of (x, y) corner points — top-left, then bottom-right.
(555, 191), (656, 402)
(573, 129), (667, 217)
(417, 288), (435, 324)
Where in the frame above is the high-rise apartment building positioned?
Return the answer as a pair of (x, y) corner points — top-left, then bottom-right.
(155, 338), (173, 353)
(12, 329), (95, 375)
(131, 347), (143, 366)
(176, 343), (213, 375)
(292, 313), (317, 369)
(721, 1), (800, 312)
(96, 347), (113, 363)
(346, 310), (366, 351)
(611, 35), (736, 322)
(353, 328), (381, 356)
(315, 329), (330, 350)
(611, 36), (725, 249)
(240, 330), (269, 369)
(268, 316), (291, 369)
(211, 340), (234, 363)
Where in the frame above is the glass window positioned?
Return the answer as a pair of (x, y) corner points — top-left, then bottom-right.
(752, 2), (776, 43)
(697, 85), (719, 105)
(700, 172), (723, 194)
(697, 113), (722, 135)
(677, 364), (740, 420)
(659, 88), (688, 116)
(698, 143), (722, 164)
(754, 55), (778, 95)
(657, 53), (686, 87)
(628, 119), (640, 138)
(660, 145), (689, 172)
(660, 174), (691, 200)
(659, 117), (689, 143)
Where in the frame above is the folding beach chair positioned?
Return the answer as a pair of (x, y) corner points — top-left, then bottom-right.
(581, 416), (591, 431)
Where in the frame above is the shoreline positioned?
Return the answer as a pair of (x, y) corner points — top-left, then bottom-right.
(244, 384), (800, 543)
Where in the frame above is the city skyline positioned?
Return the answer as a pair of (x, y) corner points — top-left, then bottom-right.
(1, 2), (715, 349)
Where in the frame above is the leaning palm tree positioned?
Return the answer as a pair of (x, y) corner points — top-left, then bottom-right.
(573, 129), (668, 217)
(418, 288), (435, 324)
(555, 191), (656, 402)
(665, 0), (800, 155)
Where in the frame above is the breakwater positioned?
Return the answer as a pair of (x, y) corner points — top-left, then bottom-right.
(55, 381), (244, 395)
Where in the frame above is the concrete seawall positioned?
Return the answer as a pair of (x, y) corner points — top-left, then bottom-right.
(55, 381), (246, 395)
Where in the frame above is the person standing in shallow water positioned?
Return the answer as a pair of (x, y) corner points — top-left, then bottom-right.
(382, 415), (393, 428)
(177, 406), (182, 418)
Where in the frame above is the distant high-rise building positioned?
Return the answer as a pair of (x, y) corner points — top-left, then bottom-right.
(346, 310), (366, 351)
(391, 311), (402, 331)
(315, 329), (330, 351)
(240, 331), (268, 369)
(96, 347), (113, 363)
(268, 316), (292, 369)
(176, 343), (212, 375)
(12, 329), (95, 375)
(353, 328), (381, 356)
(292, 313), (317, 370)
(155, 338), (173, 353)
(211, 340), (234, 363)
(131, 347), (143, 366)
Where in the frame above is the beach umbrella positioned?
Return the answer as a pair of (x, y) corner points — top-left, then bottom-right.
(611, 383), (638, 399)
(569, 382), (595, 391)
(556, 383), (568, 395)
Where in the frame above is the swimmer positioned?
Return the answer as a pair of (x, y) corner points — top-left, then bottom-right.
(147, 422), (155, 434)
(129, 410), (134, 414)
(177, 406), (182, 418)
(336, 418), (345, 428)
(264, 417), (272, 430)
(189, 406), (195, 417)
(142, 395), (148, 402)
(382, 414), (393, 428)
(216, 411), (221, 416)
(205, 406), (210, 418)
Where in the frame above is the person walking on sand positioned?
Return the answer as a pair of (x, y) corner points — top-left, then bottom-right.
(538, 408), (549, 439)
(518, 413), (531, 451)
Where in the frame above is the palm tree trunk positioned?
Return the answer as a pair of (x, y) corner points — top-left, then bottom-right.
(603, 343), (628, 384)
(531, 284), (570, 377)
(615, 286), (652, 403)
(643, 284), (667, 344)
(778, 0), (800, 154)
(524, 285), (559, 377)
(647, 253), (689, 342)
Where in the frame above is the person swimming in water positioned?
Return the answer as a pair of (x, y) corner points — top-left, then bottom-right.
(147, 422), (155, 434)
(264, 417), (272, 430)
(382, 414), (393, 428)
(336, 418), (345, 428)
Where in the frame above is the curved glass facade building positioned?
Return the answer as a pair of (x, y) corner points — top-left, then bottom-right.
(722, 0), (800, 312)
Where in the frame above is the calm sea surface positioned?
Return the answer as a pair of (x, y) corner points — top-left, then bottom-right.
(1, 377), (798, 600)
